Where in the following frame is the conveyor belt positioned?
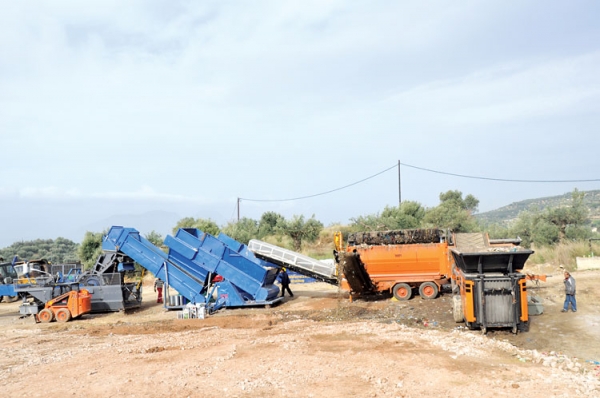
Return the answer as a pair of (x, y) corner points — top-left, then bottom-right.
(248, 240), (338, 285)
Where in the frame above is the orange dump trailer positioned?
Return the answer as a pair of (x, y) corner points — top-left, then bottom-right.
(334, 229), (452, 300)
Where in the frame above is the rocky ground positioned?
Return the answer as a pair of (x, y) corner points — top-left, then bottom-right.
(0, 263), (599, 398)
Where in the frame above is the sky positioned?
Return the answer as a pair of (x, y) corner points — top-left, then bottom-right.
(1, 1), (600, 247)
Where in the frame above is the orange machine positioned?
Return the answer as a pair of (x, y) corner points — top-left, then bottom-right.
(36, 289), (92, 323)
(335, 229), (452, 300)
(449, 246), (534, 334)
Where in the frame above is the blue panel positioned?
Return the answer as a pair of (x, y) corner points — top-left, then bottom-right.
(0, 284), (15, 296)
(102, 226), (281, 308)
(170, 228), (280, 301)
(117, 263), (135, 272)
(103, 226), (208, 305)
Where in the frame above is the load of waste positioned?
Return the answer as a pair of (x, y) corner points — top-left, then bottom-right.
(347, 229), (445, 246)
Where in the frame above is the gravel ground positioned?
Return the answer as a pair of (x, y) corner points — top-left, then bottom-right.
(0, 264), (599, 398)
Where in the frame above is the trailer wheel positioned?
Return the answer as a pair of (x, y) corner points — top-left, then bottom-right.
(392, 283), (412, 300)
(82, 275), (102, 286)
(452, 295), (464, 323)
(419, 282), (438, 299)
(38, 309), (54, 323)
(56, 308), (72, 323)
(0, 295), (18, 303)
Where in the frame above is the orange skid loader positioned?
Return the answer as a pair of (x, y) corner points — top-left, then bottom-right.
(36, 289), (92, 323)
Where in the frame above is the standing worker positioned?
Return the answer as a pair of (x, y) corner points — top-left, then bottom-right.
(154, 278), (164, 304)
(278, 268), (294, 298)
(561, 271), (577, 312)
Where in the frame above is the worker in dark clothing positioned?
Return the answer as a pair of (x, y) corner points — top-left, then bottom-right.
(561, 271), (577, 312)
(278, 268), (294, 298)
(154, 278), (164, 304)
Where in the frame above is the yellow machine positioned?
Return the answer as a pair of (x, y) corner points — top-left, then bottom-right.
(13, 259), (52, 285)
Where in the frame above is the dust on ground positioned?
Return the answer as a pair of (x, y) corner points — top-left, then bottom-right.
(1, 264), (599, 398)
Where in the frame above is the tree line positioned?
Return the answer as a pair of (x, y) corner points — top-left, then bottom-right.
(1, 189), (596, 268)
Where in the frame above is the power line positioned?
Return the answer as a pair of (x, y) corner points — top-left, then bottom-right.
(240, 164), (398, 202)
(240, 162), (600, 204)
(228, 201), (238, 221)
(400, 162), (600, 183)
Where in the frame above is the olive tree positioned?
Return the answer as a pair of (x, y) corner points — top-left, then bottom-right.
(258, 211), (285, 239)
(172, 217), (220, 236)
(277, 215), (324, 251)
(543, 189), (588, 243)
(78, 231), (105, 269)
(423, 190), (480, 232)
(350, 201), (426, 231)
(221, 217), (260, 244)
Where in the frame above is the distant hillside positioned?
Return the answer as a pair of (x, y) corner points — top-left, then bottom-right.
(475, 190), (600, 225)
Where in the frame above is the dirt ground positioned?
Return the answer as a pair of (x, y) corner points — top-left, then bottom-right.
(1, 264), (599, 398)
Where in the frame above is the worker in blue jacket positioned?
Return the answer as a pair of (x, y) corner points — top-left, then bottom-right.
(561, 271), (577, 312)
(278, 268), (294, 298)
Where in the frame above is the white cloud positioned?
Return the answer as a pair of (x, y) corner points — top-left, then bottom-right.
(0, 1), (599, 242)
(4, 185), (211, 204)
(385, 52), (600, 126)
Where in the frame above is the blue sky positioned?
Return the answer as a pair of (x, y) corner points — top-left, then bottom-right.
(1, 1), (600, 246)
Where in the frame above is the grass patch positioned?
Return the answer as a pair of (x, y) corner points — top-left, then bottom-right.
(529, 241), (600, 271)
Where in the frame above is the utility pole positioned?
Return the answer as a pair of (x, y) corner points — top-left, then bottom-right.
(237, 198), (240, 222)
(398, 159), (402, 205)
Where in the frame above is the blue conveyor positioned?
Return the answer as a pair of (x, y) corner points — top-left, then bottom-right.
(103, 226), (281, 310)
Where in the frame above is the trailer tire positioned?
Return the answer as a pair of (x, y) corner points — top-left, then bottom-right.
(56, 308), (72, 323)
(419, 282), (438, 299)
(0, 295), (16, 303)
(81, 275), (102, 286)
(452, 295), (464, 323)
(392, 283), (412, 300)
(38, 309), (54, 323)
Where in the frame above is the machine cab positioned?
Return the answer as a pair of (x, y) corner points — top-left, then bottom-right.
(0, 262), (18, 284)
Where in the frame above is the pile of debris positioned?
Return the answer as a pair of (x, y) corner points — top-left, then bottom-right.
(348, 229), (445, 246)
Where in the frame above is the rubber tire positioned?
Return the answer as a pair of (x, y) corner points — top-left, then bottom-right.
(56, 308), (72, 323)
(419, 282), (439, 299)
(82, 276), (102, 286)
(392, 283), (412, 301)
(38, 309), (54, 323)
(452, 295), (464, 323)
